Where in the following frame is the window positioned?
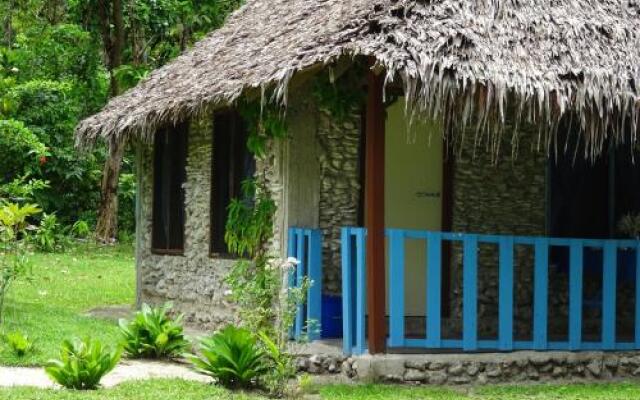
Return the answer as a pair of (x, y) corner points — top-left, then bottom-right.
(152, 123), (188, 254)
(210, 109), (254, 255)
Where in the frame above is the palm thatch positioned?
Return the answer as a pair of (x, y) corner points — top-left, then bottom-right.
(76, 0), (640, 158)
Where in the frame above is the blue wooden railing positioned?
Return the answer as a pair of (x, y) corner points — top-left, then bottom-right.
(287, 227), (322, 341)
(341, 227), (640, 355)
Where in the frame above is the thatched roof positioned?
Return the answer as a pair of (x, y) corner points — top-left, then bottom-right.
(76, 0), (640, 157)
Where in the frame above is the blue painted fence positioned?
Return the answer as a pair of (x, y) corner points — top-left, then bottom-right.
(287, 227), (322, 341)
(341, 227), (640, 355)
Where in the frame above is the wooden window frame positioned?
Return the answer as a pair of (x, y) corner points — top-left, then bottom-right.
(151, 123), (188, 255)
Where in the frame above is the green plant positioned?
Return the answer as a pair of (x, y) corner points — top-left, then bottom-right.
(70, 220), (91, 239)
(618, 213), (640, 239)
(118, 303), (189, 359)
(0, 202), (40, 323)
(33, 213), (70, 252)
(258, 331), (296, 395)
(2, 331), (34, 357)
(44, 337), (121, 390)
(186, 325), (267, 389)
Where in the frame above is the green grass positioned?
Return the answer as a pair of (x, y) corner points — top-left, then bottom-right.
(3, 381), (640, 400)
(0, 243), (135, 366)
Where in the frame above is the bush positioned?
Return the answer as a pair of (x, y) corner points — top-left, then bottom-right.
(2, 331), (34, 357)
(45, 337), (120, 390)
(187, 325), (267, 389)
(33, 213), (70, 252)
(119, 303), (189, 359)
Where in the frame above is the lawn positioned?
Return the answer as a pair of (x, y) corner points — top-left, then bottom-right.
(0, 243), (135, 366)
(3, 381), (640, 400)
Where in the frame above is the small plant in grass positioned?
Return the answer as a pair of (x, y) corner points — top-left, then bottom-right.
(2, 331), (34, 357)
(33, 213), (70, 252)
(45, 337), (121, 390)
(0, 201), (40, 324)
(118, 302), (190, 359)
(186, 325), (267, 389)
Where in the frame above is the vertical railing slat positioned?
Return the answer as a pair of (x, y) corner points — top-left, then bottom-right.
(569, 241), (584, 350)
(533, 238), (549, 350)
(463, 235), (478, 351)
(426, 232), (442, 348)
(498, 236), (514, 351)
(355, 229), (367, 355)
(307, 230), (322, 341)
(341, 228), (353, 355)
(389, 230), (405, 347)
(295, 229), (305, 340)
(287, 229), (297, 339)
(602, 241), (617, 350)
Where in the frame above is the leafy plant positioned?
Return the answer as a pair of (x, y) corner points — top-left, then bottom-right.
(118, 303), (190, 359)
(45, 337), (121, 390)
(70, 220), (91, 239)
(186, 325), (267, 389)
(618, 213), (640, 239)
(33, 213), (70, 252)
(258, 331), (296, 394)
(0, 202), (40, 323)
(2, 331), (34, 357)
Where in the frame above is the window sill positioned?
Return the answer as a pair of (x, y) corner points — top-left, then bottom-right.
(151, 248), (185, 256)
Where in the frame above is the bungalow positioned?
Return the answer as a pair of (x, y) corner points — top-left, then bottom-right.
(76, 0), (640, 380)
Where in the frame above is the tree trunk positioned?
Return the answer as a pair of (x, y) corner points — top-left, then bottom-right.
(95, 0), (126, 243)
(95, 136), (125, 242)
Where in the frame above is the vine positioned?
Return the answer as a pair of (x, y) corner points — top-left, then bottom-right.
(312, 62), (366, 122)
(224, 99), (306, 395)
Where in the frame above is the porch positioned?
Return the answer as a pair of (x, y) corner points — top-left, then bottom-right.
(288, 227), (640, 355)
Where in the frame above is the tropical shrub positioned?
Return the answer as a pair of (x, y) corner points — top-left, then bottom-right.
(118, 303), (189, 359)
(33, 213), (70, 252)
(2, 331), (34, 357)
(187, 325), (267, 389)
(70, 220), (91, 239)
(45, 337), (121, 390)
(0, 202), (40, 323)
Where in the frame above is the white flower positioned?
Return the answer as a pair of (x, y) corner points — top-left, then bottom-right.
(223, 289), (233, 296)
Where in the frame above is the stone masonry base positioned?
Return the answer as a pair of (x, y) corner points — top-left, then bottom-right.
(295, 351), (640, 385)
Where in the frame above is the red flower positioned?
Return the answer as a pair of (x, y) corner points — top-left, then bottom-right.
(39, 155), (47, 166)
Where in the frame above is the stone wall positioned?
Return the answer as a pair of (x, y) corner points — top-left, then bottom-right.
(316, 107), (362, 295)
(136, 115), (237, 329)
(295, 351), (640, 384)
(449, 127), (547, 338)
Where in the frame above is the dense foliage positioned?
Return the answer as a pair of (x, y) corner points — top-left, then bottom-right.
(0, 0), (243, 237)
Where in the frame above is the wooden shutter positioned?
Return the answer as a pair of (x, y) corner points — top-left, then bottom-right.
(152, 123), (188, 253)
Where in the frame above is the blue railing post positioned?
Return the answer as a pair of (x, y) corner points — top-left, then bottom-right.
(307, 229), (322, 341)
(287, 230), (297, 339)
(341, 228), (353, 355)
(295, 229), (305, 339)
(533, 238), (549, 350)
(426, 232), (442, 348)
(569, 241), (584, 350)
(602, 241), (617, 350)
(498, 236), (514, 351)
(355, 228), (367, 355)
(388, 229), (405, 347)
(463, 235), (478, 351)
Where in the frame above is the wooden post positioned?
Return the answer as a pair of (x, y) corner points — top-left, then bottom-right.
(365, 63), (386, 354)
